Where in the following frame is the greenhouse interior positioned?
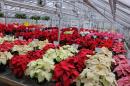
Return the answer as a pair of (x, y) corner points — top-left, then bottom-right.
(0, 0), (130, 86)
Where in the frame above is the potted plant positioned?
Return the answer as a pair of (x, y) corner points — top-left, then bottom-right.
(30, 15), (41, 20)
(15, 13), (27, 19)
(41, 16), (50, 21)
(0, 12), (4, 17)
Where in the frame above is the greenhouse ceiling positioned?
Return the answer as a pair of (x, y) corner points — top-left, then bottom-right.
(84, 0), (130, 27)
(0, 0), (130, 27)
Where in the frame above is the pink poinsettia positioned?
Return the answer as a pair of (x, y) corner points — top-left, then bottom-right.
(113, 55), (128, 65)
(112, 42), (126, 54)
(114, 63), (130, 77)
(117, 75), (130, 86)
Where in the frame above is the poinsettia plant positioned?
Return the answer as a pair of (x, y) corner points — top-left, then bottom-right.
(25, 57), (55, 83)
(0, 51), (13, 65)
(117, 75), (130, 86)
(76, 47), (117, 86)
(9, 55), (30, 78)
(53, 48), (93, 86)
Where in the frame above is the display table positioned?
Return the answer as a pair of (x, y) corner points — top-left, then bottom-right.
(0, 69), (54, 86)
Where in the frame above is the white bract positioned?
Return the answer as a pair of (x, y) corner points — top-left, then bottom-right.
(25, 57), (55, 82)
(43, 45), (78, 62)
(76, 47), (117, 86)
(28, 39), (48, 49)
(12, 45), (33, 54)
(0, 51), (13, 65)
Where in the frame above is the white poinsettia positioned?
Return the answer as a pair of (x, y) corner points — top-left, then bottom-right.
(25, 57), (55, 82)
(62, 45), (78, 53)
(43, 45), (78, 62)
(3, 36), (16, 42)
(12, 45), (33, 54)
(0, 51), (13, 65)
(76, 47), (117, 86)
(28, 39), (48, 49)
(44, 49), (57, 59)
(87, 47), (114, 68)
(55, 47), (74, 62)
(0, 37), (5, 44)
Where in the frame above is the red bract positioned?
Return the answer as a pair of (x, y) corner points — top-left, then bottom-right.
(48, 29), (58, 42)
(9, 55), (30, 78)
(60, 28), (79, 45)
(13, 40), (31, 45)
(0, 23), (6, 32)
(75, 36), (99, 50)
(0, 41), (13, 52)
(99, 39), (113, 49)
(117, 75), (130, 86)
(53, 60), (79, 86)
(42, 43), (55, 53)
(27, 50), (44, 60)
(53, 49), (93, 86)
(77, 48), (94, 57)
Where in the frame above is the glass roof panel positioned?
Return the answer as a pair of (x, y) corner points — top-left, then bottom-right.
(117, 4), (130, 15)
(118, 0), (130, 6)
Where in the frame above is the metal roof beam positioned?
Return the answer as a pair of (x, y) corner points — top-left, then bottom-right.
(91, 1), (130, 27)
(3, 0), (80, 17)
(83, 0), (112, 23)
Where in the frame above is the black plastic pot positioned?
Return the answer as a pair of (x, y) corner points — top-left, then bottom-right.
(0, 64), (7, 72)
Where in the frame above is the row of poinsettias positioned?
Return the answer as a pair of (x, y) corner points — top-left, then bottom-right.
(0, 35), (80, 84)
(0, 32), (129, 86)
(0, 35), (50, 66)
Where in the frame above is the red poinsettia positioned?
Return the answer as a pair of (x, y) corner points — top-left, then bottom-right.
(99, 39), (113, 49)
(27, 50), (44, 60)
(42, 43), (55, 53)
(0, 41), (14, 52)
(9, 55), (30, 78)
(0, 23), (6, 32)
(53, 60), (79, 86)
(60, 28), (80, 45)
(13, 39), (32, 45)
(53, 49), (93, 86)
